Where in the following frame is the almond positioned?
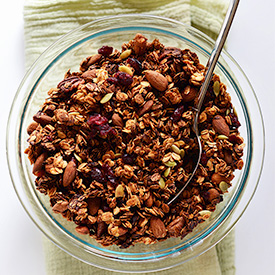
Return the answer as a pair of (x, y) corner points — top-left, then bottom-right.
(181, 85), (197, 102)
(204, 188), (221, 204)
(82, 69), (97, 79)
(87, 197), (101, 215)
(145, 192), (154, 207)
(86, 53), (102, 67)
(167, 216), (185, 236)
(52, 201), (69, 213)
(212, 115), (230, 136)
(33, 112), (52, 126)
(27, 121), (38, 135)
(75, 225), (90, 235)
(33, 152), (47, 176)
(145, 70), (168, 92)
(63, 160), (76, 187)
(112, 113), (124, 127)
(211, 173), (234, 184)
(96, 221), (107, 237)
(137, 100), (154, 116)
(150, 217), (167, 239)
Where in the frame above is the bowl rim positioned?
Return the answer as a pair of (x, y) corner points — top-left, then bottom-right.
(6, 13), (265, 272)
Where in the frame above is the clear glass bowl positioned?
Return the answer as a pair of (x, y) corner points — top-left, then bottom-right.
(6, 15), (264, 273)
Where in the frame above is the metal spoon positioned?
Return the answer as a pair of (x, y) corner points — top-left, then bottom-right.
(168, 0), (240, 205)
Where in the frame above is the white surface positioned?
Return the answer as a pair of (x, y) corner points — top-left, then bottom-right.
(0, 1), (274, 274)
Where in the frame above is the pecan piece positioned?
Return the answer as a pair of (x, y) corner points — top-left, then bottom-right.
(132, 33), (147, 56)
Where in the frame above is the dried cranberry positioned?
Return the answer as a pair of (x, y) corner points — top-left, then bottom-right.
(106, 77), (119, 85)
(87, 114), (108, 126)
(98, 45), (113, 57)
(90, 167), (105, 183)
(114, 72), (133, 86)
(171, 105), (184, 122)
(122, 154), (135, 165)
(102, 163), (116, 185)
(87, 113), (116, 138)
(229, 113), (241, 129)
(127, 58), (142, 75)
(200, 151), (208, 166)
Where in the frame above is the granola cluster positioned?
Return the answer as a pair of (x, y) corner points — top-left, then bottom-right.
(25, 34), (244, 248)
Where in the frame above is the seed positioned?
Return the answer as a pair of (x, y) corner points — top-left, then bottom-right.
(219, 181), (229, 193)
(119, 65), (133, 76)
(115, 184), (125, 198)
(226, 109), (230, 115)
(100, 93), (114, 104)
(213, 81), (220, 97)
(171, 144), (181, 155)
(199, 210), (211, 220)
(171, 152), (181, 162)
(73, 153), (82, 163)
(119, 49), (132, 59)
(180, 149), (185, 158)
(158, 177), (166, 189)
(163, 167), (171, 177)
(164, 161), (177, 167)
(217, 135), (228, 140)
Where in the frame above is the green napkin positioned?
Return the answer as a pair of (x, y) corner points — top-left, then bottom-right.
(24, 1), (235, 274)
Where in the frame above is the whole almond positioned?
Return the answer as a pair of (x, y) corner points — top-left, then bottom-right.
(145, 193), (154, 208)
(33, 152), (47, 176)
(138, 100), (154, 116)
(167, 216), (185, 236)
(52, 201), (69, 213)
(112, 113), (124, 127)
(75, 225), (90, 235)
(63, 160), (76, 187)
(87, 197), (101, 215)
(181, 85), (197, 102)
(97, 221), (107, 237)
(27, 121), (38, 135)
(145, 70), (168, 92)
(33, 112), (52, 126)
(87, 54), (102, 67)
(205, 188), (221, 204)
(82, 69), (97, 79)
(212, 115), (230, 136)
(150, 217), (167, 239)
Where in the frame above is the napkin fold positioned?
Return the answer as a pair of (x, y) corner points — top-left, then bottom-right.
(23, 0), (235, 274)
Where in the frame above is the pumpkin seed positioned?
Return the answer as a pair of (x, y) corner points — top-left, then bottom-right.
(119, 65), (133, 76)
(115, 184), (125, 198)
(73, 153), (82, 163)
(213, 81), (220, 97)
(164, 161), (177, 167)
(171, 144), (181, 155)
(219, 181), (229, 192)
(158, 177), (166, 189)
(163, 167), (171, 177)
(199, 210), (211, 220)
(217, 135), (228, 140)
(100, 92), (114, 104)
(119, 49), (132, 59)
(180, 149), (185, 158)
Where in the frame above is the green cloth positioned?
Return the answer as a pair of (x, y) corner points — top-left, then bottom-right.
(23, 0), (235, 274)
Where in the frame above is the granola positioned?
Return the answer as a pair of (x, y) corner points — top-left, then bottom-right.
(25, 34), (244, 248)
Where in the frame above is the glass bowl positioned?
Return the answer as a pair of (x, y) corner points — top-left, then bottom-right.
(6, 15), (264, 273)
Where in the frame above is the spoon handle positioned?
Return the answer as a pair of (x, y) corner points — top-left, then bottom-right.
(196, 0), (240, 113)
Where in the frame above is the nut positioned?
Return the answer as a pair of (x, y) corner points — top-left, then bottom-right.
(27, 121), (38, 135)
(212, 115), (230, 136)
(87, 197), (101, 215)
(145, 193), (154, 207)
(181, 85), (197, 102)
(86, 53), (102, 67)
(150, 217), (167, 239)
(32, 152), (47, 176)
(211, 173), (231, 184)
(133, 33), (147, 56)
(145, 70), (168, 92)
(204, 188), (220, 204)
(167, 216), (185, 236)
(137, 100), (154, 116)
(33, 112), (52, 126)
(63, 160), (77, 187)
(112, 113), (124, 127)
(75, 225), (90, 235)
(52, 201), (69, 213)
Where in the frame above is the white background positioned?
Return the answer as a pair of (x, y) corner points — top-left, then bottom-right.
(0, 1), (275, 274)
